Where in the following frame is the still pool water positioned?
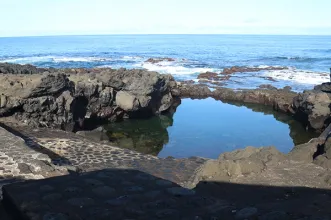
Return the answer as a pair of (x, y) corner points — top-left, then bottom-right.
(105, 98), (318, 159)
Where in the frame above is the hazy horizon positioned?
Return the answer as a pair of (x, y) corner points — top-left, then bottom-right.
(1, 33), (331, 39)
(1, 0), (330, 37)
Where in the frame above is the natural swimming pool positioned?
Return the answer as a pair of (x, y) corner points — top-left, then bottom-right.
(105, 98), (318, 159)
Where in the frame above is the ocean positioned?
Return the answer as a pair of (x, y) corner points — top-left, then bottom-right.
(0, 34), (330, 92)
(0, 34), (328, 158)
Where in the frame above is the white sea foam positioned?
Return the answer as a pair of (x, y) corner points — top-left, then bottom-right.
(263, 68), (329, 85)
(120, 56), (144, 61)
(135, 61), (215, 75)
(0, 56), (53, 63)
(257, 65), (272, 68)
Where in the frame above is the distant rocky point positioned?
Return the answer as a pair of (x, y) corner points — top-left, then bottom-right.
(145, 57), (175, 63)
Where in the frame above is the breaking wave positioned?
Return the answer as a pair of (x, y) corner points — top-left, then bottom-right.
(262, 68), (329, 85)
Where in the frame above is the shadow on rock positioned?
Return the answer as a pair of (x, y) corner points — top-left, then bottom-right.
(1, 168), (331, 220)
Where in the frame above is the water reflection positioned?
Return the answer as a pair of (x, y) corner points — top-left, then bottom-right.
(225, 101), (318, 146)
(105, 99), (181, 156)
(104, 98), (319, 158)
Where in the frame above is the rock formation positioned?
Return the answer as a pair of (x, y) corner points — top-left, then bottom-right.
(0, 64), (178, 131)
(175, 83), (296, 113)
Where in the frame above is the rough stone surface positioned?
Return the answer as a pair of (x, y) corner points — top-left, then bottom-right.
(259, 211), (290, 220)
(188, 146), (287, 187)
(289, 140), (320, 163)
(115, 91), (140, 111)
(235, 207), (258, 220)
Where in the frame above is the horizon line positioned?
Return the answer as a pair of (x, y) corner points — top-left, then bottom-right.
(1, 33), (331, 38)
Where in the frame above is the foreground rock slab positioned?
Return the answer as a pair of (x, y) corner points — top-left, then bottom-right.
(3, 169), (331, 220)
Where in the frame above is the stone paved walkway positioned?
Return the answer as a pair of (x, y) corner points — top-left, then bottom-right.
(0, 126), (67, 199)
(4, 125), (206, 186)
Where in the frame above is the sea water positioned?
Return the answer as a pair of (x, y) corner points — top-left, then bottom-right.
(0, 34), (330, 91)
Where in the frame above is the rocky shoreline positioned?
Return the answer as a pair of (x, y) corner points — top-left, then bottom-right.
(1, 63), (331, 219)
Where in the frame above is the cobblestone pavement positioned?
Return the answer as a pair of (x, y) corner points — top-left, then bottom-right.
(0, 126), (68, 199)
(2, 124), (207, 186)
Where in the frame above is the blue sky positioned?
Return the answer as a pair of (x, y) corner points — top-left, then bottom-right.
(1, 0), (330, 36)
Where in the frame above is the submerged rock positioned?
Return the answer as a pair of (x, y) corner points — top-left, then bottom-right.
(145, 57), (175, 63)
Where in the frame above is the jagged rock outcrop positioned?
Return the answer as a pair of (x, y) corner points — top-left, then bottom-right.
(0, 64), (178, 130)
(0, 62), (52, 74)
(292, 89), (331, 131)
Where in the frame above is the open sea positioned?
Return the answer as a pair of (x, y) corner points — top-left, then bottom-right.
(1, 34), (329, 158)
(0, 34), (330, 91)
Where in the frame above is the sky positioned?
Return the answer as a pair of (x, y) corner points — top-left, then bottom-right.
(0, 0), (330, 37)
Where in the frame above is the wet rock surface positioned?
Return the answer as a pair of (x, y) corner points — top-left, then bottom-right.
(221, 66), (288, 75)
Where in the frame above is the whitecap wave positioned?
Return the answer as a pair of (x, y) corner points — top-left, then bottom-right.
(134, 60), (216, 75)
(262, 68), (329, 85)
